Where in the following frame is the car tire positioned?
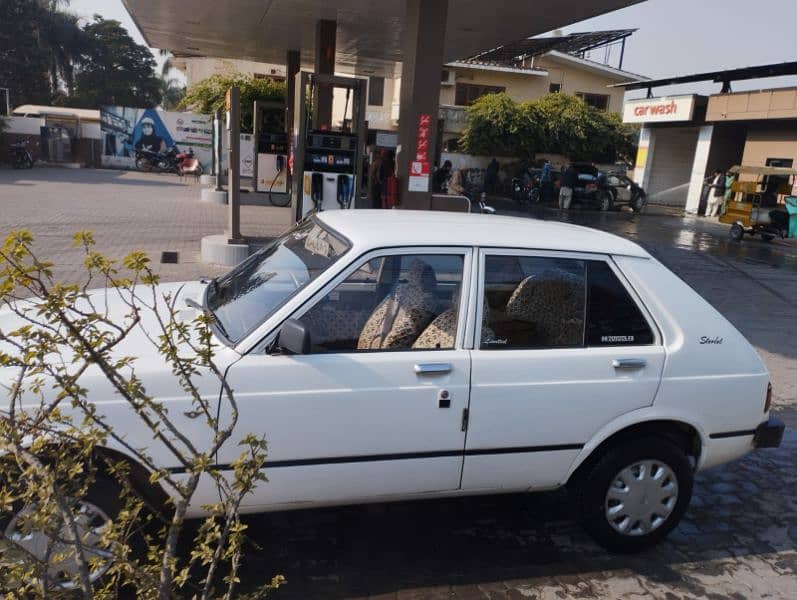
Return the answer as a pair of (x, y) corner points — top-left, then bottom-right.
(730, 223), (745, 241)
(575, 437), (693, 553)
(600, 192), (614, 212)
(632, 194), (646, 213)
(0, 475), (131, 591)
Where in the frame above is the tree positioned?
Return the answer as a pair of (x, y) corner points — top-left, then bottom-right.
(459, 92), (638, 164)
(0, 230), (285, 597)
(459, 92), (523, 157)
(70, 16), (162, 108)
(0, 0), (52, 106)
(180, 73), (286, 132)
(160, 77), (186, 111)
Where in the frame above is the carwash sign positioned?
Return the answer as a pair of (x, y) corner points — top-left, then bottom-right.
(623, 96), (697, 123)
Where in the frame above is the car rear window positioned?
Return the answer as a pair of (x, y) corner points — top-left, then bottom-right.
(586, 261), (654, 346)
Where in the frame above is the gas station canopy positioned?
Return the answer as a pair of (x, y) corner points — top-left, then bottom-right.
(122, 0), (644, 76)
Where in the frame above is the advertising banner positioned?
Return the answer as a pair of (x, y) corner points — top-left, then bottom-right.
(623, 96), (697, 124)
(100, 106), (213, 170)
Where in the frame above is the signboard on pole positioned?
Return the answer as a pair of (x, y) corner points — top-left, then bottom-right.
(408, 113), (432, 192)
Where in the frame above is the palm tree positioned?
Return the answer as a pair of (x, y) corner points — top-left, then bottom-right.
(32, 1), (86, 98)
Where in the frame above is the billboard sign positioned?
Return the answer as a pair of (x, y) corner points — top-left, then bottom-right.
(100, 106), (213, 170)
(623, 96), (697, 124)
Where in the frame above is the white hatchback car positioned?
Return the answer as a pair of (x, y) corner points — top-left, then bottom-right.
(2, 211), (784, 559)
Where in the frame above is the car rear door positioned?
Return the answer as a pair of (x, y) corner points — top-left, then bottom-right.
(462, 249), (665, 492)
(221, 247), (474, 509)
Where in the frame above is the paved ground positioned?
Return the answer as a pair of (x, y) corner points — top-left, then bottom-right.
(2, 168), (796, 599)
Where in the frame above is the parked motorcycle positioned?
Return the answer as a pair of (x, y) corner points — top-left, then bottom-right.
(175, 148), (203, 177)
(134, 147), (180, 174)
(511, 172), (542, 209)
(8, 138), (34, 169)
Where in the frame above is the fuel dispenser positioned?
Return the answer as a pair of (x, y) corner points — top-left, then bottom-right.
(253, 100), (289, 205)
(291, 72), (366, 219)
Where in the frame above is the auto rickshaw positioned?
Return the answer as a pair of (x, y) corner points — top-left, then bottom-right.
(720, 165), (797, 242)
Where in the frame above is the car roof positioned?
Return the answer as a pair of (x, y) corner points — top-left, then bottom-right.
(316, 210), (650, 258)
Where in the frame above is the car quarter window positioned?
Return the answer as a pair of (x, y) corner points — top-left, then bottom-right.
(298, 253), (465, 353)
(481, 255), (587, 349)
(586, 261), (654, 346)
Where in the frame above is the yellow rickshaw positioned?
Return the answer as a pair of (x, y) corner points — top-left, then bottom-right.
(720, 165), (797, 242)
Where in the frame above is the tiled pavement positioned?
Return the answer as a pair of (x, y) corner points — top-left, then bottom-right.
(2, 168), (796, 598)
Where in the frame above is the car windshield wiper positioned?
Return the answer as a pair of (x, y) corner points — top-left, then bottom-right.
(185, 297), (230, 341)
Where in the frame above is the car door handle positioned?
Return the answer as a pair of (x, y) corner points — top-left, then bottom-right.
(613, 358), (647, 370)
(414, 363), (453, 375)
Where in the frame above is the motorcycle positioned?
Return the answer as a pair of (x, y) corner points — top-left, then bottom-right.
(511, 173), (541, 209)
(175, 148), (203, 177)
(8, 138), (34, 169)
(134, 147), (180, 174)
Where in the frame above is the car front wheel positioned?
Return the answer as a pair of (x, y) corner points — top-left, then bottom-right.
(575, 437), (693, 553)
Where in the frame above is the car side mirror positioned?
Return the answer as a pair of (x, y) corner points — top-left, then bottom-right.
(276, 318), (311, 355)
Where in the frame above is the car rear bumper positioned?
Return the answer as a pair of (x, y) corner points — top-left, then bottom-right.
(754, 416), (785, 449)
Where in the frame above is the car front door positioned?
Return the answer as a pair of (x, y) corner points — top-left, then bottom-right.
(463, 250), (665, 492)
(221, 248), (474, 509)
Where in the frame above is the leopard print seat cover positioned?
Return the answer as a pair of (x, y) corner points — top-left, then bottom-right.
(357, 260), (438, 350)
(504, 273), (585, 347)
(413, 295), (496, 350)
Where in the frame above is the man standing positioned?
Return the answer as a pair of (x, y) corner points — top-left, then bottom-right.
(484, 158), (499, 195)
(560, 164), (577, 210)
(540, 160), (552, 202)
(704, 169), (725, 217)
(369, 152), (384, 208)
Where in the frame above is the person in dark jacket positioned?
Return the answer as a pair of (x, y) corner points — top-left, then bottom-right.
(484, 158), (499, 195)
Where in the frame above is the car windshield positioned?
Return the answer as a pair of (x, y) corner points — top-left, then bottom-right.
(206, 219), (350, 344)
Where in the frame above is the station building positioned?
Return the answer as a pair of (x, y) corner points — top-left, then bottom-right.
(620, 62), (797, 213)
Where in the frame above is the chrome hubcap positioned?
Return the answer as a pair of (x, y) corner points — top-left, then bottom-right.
(604, 460), (679, 537)
(3, 500), (114, 589)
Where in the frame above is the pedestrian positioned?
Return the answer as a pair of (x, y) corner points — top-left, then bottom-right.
(723, 170), (737, 214)
(704, 169), (725, 217)
(484, 158), (499, 195)
(369, 152), (384, 209)
(559, 164), (577, 210)
(448, 168), (466, 196)
(433, 160), (452, 193)
(540, 160), (552, 202)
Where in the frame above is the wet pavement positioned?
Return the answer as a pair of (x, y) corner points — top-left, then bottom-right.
(2, 171), (797, 598)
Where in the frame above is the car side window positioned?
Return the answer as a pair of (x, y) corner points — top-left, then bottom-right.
(299, 253), (465, 353)
(586, 261), (654, 346)
(607, 175), (623, 186)
(481, 255), (586, 349)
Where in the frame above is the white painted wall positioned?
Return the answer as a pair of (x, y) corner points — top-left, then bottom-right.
(4, 116), (45, 135)
(685, 126), (715, 214)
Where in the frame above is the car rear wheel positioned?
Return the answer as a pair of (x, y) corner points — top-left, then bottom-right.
(575, 437), (693, 553)
(730, 223), (745, 241)
(632, 194), (646, 213)
(600, 192), (614, 212)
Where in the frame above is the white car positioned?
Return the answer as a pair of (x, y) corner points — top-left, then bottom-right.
(1, 211), (784, 567)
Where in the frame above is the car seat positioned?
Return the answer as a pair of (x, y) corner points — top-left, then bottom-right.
(504, 272), (585, 347)
(413, 289), (496, 350)
(357, 259), (439, 350)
